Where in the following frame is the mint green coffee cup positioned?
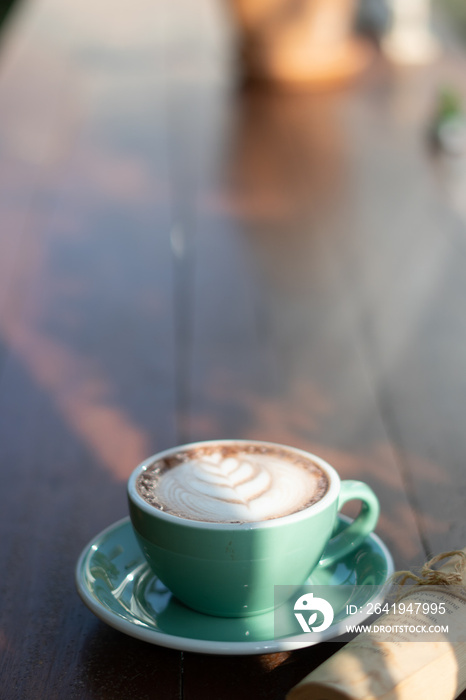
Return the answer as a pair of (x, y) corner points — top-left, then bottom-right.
(127, 440), (379, 618)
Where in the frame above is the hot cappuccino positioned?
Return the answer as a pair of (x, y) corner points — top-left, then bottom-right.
(136, 442), (329, 523)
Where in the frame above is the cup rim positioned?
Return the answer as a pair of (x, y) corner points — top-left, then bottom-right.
(127, 439), (341, 530)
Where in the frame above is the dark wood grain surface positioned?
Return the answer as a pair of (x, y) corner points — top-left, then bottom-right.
(1, 0), (466, 697)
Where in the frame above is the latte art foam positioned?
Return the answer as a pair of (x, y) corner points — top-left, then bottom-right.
(136, 444), (329, 523)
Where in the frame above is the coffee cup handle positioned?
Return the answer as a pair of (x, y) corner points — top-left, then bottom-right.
(318, 480), (380, 567)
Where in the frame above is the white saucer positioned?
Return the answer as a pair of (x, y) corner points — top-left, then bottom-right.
(75, 516), (394, 655)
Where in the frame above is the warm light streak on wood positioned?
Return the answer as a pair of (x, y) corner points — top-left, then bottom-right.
(2, 325), (150, 481)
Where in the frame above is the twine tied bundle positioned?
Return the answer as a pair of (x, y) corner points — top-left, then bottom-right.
(287, 548), (466, 700)
(391, 550), (466, 589)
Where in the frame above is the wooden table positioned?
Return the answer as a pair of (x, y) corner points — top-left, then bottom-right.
(1, 0), (466, 697)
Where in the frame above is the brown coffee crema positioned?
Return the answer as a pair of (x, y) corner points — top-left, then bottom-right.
(136, 443), (329, 523)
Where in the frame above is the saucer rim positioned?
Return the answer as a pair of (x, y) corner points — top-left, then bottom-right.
(75, 516), (394, 655)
